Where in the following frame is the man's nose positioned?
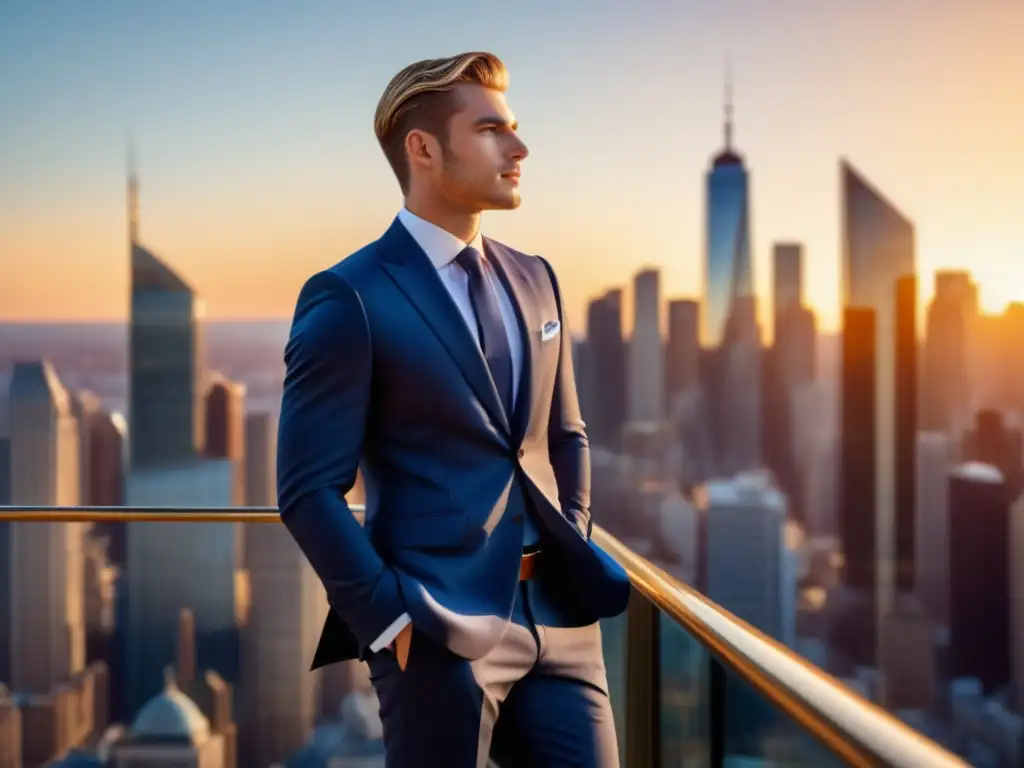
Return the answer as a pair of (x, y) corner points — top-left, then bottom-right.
(511, 136), (529, 160)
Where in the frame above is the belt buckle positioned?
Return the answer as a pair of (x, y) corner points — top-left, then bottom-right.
(519, 549), (541, 581)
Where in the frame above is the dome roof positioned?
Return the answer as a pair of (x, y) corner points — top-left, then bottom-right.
(130, 669), (210, 744)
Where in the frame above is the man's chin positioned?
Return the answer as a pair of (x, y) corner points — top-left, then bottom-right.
(481, 192), (522, 211)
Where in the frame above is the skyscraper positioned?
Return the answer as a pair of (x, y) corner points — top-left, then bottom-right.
(893, 274), (917, 595)
(241, 521), (321, 766)
(705, 471), (793, 753)
(205, 374), (247, 505)
(664, 299), (700, 414)
(128, 152), (207, 470)
(915, 432), (951, 625)
(921, 271), (976, 432)
(124, 151), (238, 715)
(771, 241), (815, 389)
(244, 412), (277, 507)
(962, 409), (1023, 498)
(0, 437), (8, 505)
(584, 290), (626, 448)
(703, 64), (760, 474)
(839, 306), (877, 592)
(705, 472), (791, 640)
(838, 160), (916, 665)
(628, 268), (663, 424)
(0, 435), (9, 684)
(69, 389), (101, 506)
(772, 242), (803, 321)
(7, 360), (86, 693)
(947, 463), (1010, 693)
(703, 67), (752, 349)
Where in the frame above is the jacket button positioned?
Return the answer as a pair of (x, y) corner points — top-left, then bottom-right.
(518, 448), (525, 458)
(513, 515), (523, 524)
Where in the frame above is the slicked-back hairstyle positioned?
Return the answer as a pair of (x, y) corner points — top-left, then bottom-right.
(374, 52), (509, 193)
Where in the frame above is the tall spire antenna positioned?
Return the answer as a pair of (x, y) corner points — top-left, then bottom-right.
(127, 134), (139, 245)
(724, 52), (734, 150)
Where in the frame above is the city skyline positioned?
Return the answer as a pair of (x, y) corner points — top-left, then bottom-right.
(1, 0), (1022, 332)
(5, 5), (1024, 764)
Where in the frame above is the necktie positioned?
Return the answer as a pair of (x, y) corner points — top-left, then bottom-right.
(455, 246), (513, 419)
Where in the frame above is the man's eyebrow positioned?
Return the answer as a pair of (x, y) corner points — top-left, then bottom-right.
(473, 115), (518, 130)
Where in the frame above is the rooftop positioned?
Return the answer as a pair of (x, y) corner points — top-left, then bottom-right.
(129, 668), (210, 745)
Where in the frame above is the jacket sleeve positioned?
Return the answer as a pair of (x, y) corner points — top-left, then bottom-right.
(276, 270), (407, 652)
(537, 256), (592, 540)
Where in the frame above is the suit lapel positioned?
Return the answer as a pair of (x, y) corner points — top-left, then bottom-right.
(484, 238), (541, 443)
(377, 218), (510, 435)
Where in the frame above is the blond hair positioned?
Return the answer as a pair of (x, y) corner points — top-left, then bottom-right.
(374, 52), (509, 192)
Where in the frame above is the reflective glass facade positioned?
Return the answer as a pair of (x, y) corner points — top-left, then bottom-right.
(704, 152), (752, 348)
(839, 160), (916, 661)
(129, 244), (206, 468)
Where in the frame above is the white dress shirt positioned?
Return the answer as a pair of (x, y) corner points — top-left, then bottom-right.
(369, 208), (528, 653)
(396, 207), (523, 404)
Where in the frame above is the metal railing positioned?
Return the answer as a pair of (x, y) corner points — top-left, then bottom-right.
(1, 506), (970, 768)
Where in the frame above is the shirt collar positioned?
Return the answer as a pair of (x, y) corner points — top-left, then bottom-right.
(397, 207), (485, 271)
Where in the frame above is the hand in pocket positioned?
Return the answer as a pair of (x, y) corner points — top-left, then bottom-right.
(392, 622), (412, 671)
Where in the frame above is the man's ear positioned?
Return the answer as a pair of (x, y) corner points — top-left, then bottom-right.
(406, 129), (441, 173)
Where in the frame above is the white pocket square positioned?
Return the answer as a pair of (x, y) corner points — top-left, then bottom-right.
(541, 320), (561, 341)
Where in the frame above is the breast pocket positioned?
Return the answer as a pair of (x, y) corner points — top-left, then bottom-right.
(540, 318), (561, 343)
(534, 315), (562, 385)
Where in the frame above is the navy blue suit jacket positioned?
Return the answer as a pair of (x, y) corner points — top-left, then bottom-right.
(277, 217), (630, 668)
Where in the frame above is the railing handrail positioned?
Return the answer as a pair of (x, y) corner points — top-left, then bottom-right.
(0, 506), (284, 522)
(0, 506), (968, 767)
(591, 527), (968, 768)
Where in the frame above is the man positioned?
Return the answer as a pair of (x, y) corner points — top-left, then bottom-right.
(277, 51), (631, 767)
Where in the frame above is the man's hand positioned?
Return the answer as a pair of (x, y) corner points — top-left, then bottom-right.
(391, 622), (413, 671)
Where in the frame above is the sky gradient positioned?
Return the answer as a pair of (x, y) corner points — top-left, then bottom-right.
(1, 0), (1022, 333)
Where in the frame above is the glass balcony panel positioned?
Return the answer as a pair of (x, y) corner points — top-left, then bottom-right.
(659, 609), (711, 766)
(599, 608), (628, 766)
(0, 510), (976, 768)
(721, 670), (844, 766)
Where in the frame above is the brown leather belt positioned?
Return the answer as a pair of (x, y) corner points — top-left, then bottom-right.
(519, 549), (542, 581)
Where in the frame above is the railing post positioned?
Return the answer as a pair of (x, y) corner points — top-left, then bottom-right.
(709, 656), (727, 768)
(625, 586), (661, 767)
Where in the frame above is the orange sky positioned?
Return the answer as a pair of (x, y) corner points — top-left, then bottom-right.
(1, 0), (1022, 335)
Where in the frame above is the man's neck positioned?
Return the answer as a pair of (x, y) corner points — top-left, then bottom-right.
(404, 199), (480, 244)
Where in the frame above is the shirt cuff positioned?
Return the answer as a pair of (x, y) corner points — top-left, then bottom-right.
(368, 612), (411, 653)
